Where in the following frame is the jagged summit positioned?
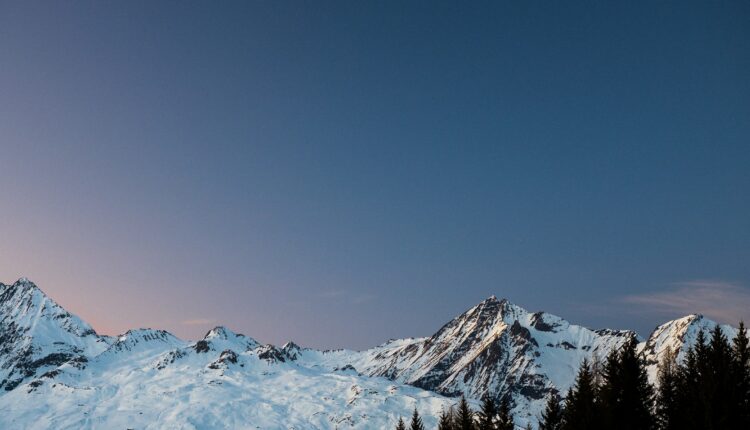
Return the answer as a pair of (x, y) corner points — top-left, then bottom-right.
(204, 326), (240, 340)
(200, 325), (259, 352)
(1, 277), (34, 288)
(282, 341), (300, 349)
(116, 328), (181, 344)
(100, 328), (184, 358)
(282, 341), (302, 360)
(483, 294), (500, 303)
(0, 278), (112, 391)
(0, 278), (56, 303)
(469, 294), (528, 320)
(1, 278), (41, 301)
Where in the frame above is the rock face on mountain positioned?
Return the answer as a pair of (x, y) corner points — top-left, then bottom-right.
(0, 279), (112, 391)
(358, 296), (634, 396)
(0, 278), (743, 429)
(298, 296), (637, 423)
(0, 279), (453, 429)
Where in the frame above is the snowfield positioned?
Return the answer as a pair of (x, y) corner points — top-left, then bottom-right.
(0, 278), (738, 429)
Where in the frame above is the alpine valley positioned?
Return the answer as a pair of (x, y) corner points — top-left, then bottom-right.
(0, 278), (739, 429)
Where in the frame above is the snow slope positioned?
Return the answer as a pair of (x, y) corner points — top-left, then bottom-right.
(0, 278), (743, 429)
(637, 314), (739, 383)
(0, 278), (112, 391)
(292, 296), (636, 426)
(0, 280), (453, 429)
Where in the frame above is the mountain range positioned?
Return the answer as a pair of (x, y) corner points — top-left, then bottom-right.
(0, 278), (739, 429)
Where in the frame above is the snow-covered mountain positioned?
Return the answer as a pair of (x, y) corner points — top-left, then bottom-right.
(0, 278), (112, 392)
(292, 296), (636, 425)
(0, 278), (741, 429)
(637, 313), (739, 383)
(0, 279), (453, 429)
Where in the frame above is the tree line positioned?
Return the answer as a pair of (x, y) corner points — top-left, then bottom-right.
(395, 322), (750, 430)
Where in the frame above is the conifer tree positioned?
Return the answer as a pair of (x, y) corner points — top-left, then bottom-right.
(562, 359), (598, 430)
(590, 351), (605, 390)
(396, 416), (406, 430)
(597, 347), (621, 427)
(707, 324), (734, 427)
(496, 397), (514, 430)
(438, 406), (456, 430)
(409, 407), (425, 430)
(680, 329), (719, 430)
(455, 395), (475, 430)
(599, 337), (654, 430)
(655, 347), (680, 430)
(694, 329), (710, 384)
(477, 395), (497, 430)
(732, 321), (750, 427)
(678, 344), (702, 430)
(539, 391), (563, 430)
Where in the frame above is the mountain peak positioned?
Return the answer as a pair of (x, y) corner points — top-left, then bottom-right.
(1, 277), (40, 299)
(479, 294), (512, 307)
(118, 328), (178, 341)
(113, 329), (181, 348)
(0, 278), (111, 390)
(471, 295), (527, 323)
(201, 326), (259, 350)
(204, 326), (246, 341)
(5, 277), (38, 291)
(472, 294), (501, 311)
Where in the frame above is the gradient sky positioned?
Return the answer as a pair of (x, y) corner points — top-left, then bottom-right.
(1, 1), (749, 349)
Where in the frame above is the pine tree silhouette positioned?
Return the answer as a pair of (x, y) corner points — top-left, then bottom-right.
(438, 406), (456, 430)
(455, 395), (475, 430)
(707, 325), (734, 427)
(395, 416), (406, 430)
(732, 321), (750, 427)
(655, 347), (680, 430)
(477, 395), (497, 430)
(599, 337), (655, 430)
(679, 342), (702, 430)
(496, 397), (514, 430)
(562, 358), (599, 430)
(409, 407), (425, 430)
(539, 391), (563, 430)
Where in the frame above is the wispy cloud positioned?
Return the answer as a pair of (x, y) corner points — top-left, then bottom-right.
(620, 280), (750, 324)
(181, 318), (216, 326)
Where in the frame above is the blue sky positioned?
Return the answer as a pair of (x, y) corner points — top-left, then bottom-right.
(1, 1), (748, 348)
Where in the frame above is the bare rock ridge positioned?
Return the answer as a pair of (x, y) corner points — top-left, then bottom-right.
(0, 278), (742, 428)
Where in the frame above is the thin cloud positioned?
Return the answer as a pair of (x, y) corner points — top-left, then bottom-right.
(620, 280), (750, 324)
(181, 318), (216, 326)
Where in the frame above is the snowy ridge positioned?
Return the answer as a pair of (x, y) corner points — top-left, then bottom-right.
(0, 279), (112, 391)
(637, 314), (738, 383)
(0, 279), (454, 429)
(297, 296), (637, 425)
(0, 278), (744, 429)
